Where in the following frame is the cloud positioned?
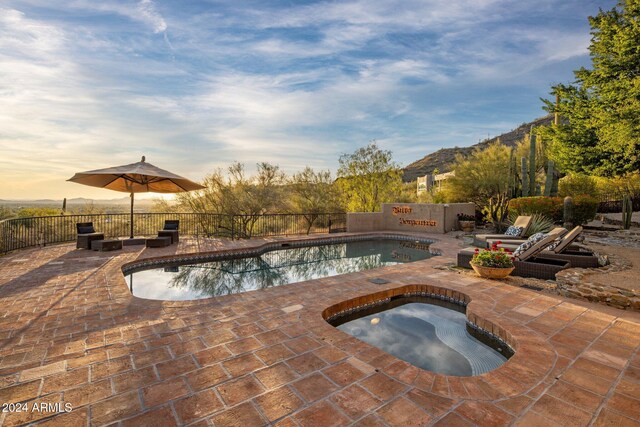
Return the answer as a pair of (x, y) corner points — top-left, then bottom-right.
(137, 0), (167, 33)
(0, 0), (614, 198)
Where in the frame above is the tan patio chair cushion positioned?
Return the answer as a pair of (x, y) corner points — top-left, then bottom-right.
(513, 233), (559, 261)
(552, 226), (583, 253)
(513, 216), (533, 235)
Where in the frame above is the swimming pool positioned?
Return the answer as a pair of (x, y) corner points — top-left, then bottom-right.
(125, 237), (437, 300)
(328, 296), (510, 376)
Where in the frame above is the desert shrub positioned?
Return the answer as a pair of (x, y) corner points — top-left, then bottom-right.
(17, 207), (62, 217)
(508, 197), (563, 222)
(558, 174), (598, 198)
(593, 172), (640, 200)
(572, 194), (599, 224)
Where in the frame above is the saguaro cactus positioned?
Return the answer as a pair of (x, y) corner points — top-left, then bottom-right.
(529, 128), (537, 196)
(622, 195), (632, 230)
(521, 157), (529, 197)
(544, 160), (556, 197)
(507, 149), (516, 198)
(564, 196), (574, 229)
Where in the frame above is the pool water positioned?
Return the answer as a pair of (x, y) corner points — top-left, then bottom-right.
(125, 238), (435, 300)
(329, 297), (509, 376)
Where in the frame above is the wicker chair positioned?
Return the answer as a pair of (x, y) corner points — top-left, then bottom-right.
(458, 233), (571, 280)
(494, 226), (598, 268)
(158, 220), (179, 244)
(76, 222), (105, 250)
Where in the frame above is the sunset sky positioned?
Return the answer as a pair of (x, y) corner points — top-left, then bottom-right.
(0, 0), (614, 199)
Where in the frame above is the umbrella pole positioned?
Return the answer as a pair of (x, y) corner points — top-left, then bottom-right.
(130, 192), (134, 239)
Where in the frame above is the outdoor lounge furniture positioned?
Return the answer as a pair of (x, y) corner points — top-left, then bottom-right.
(146, 236), (172, 248)
(485, 227), (569, 248)
(76, 222), (105, 249)
(158, 219), (179, 244)
(91, 239), (123, 252)
(495, 226), (598, 268)
(472, 215), (532, 247)
(458, 232), (571, 280)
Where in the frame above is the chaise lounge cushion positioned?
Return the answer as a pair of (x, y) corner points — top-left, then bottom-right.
(472, 215), (532, 247)
(552, 225), (583, 253)
(486, 227), (569, 249)
(512, 232), (547, 258)
(504, 226), (523, 236)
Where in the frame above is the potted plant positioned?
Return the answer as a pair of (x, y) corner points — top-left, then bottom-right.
(470, 243), (515, 279)
(457, 213), (476, 232)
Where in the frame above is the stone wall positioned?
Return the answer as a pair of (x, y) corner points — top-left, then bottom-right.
(346, 202), (475, 234)
(346, 212), (383, 232)
(555, 252), (640, 310)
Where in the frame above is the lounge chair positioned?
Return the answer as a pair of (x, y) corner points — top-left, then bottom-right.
(76, 222), (105, 250)
(158, 220), (179, 244)
(472, 215), (532, 247)
(495, 226), (598, 268)
(485, 227), (569, 248)
(458, 232), (571, 280)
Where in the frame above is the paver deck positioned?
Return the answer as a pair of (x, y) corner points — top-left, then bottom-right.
(0, 232), (639, 426)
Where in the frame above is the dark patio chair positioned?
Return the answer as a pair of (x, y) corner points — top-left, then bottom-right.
(76, 222), (105, 249)
(158, 220), (179, 244)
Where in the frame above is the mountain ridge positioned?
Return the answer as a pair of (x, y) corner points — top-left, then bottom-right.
(402, 114), (554, 182)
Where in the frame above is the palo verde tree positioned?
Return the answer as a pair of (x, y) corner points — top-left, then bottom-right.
(439, 141), (512, 227)
(337, 142), (403, 212)
(288, 167), (342, 233)
(176, 162), (286, 237)
(540, 0), (640, 176)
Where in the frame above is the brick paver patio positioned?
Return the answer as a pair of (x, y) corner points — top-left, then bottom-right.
(0, 232), (639, 426)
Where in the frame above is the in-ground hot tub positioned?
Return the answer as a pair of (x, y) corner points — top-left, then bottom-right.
(324, 288), (513, 376)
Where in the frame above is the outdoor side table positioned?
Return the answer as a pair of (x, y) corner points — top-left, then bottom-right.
(146, 236), (172, 248)
(91, 239), (123, 252)
(158, 229), (179, 244)
(77, 233), (105, 249)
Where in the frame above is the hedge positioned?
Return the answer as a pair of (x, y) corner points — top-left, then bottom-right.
(571, 194), (599, 225)
(508, 197), (563, 222)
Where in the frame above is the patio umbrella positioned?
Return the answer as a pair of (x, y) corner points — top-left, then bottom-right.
(67, 156), (205, 238)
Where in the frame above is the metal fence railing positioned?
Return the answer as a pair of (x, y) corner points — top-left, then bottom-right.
(0, 212), (347, 254)
(597, 193), (640, 213)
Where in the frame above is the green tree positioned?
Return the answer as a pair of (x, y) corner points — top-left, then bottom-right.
(0, 206), (16, 220)
(439, 142), (512, 226)
(337, 142), (403, 212)
(288, 167), (342, 233)
(176, 162), (286, 237)
(540, 0), (640, 176)
(558, 173), (599, 198)
(17, 207), (61, 217)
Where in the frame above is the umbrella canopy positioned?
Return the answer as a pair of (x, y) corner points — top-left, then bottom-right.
(68, 156), (205, 238)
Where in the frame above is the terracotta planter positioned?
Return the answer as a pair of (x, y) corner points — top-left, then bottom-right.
(470, 263), (515, 279)
(459, 220), (475, 232)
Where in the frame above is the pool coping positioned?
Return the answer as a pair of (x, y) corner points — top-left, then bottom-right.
(119, 232), (442, 307)
(121, 232), (440, 275)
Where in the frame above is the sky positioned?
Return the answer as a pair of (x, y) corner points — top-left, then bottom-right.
(0, 0), (616, 200)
